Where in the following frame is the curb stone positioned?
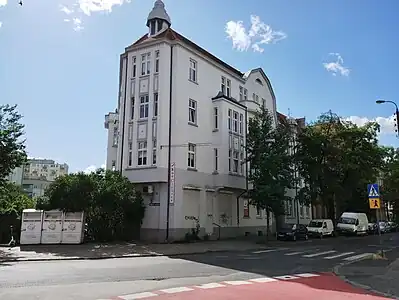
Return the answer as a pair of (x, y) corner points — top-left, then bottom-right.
(0, 246), (269, 263)
(333, 248), (399, 299)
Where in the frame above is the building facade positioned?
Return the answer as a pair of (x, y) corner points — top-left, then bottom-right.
(104, 0), (311, 242)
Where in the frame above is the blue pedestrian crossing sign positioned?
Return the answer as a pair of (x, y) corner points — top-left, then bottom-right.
(367, 183), (380, 198)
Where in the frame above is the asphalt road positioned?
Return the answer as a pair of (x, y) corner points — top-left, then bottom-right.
(0, 233), (398, 300)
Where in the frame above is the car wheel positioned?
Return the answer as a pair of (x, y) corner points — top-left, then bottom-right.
(293, 235), (297, 241)
(331, 231), (335, 237)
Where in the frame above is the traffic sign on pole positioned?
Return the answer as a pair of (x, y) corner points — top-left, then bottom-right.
(369, 198), (381, 209)
(367, 183), (379, 198)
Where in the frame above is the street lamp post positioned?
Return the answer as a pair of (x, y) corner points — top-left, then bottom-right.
(376, 99), (399, 135)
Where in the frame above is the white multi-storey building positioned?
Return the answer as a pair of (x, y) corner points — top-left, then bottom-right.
(105, 0), (311, 242)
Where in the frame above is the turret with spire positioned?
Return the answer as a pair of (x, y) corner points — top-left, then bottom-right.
(147, 0), (171, 37)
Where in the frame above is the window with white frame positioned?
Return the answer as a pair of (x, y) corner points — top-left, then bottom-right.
(139, 94), (149, 119)
(252, 93), (256, 102)
(112, 127), (118, 146)
(239, 86), (243, 101)
(244, 88), (248, 100)
(128, 124), (133, 140)
(256, 206), (262, 217)
(233, 111), (239, 133)
(111, 160), (116, 171)
(228, 149), (232, 172)
(187, 143), (196, 168)
(240, 152), (244, 174)
(228, 108), (232, 130)
(226, 78), (231, 97)
(155, 51), (160, 73)
(130, 97), (135, 119)
(128, 142), (133, 166)
(188, 99), (197, 124)
(221, 77), (226, 95)
(221, 77), (231, 97)
(233, 150), (239, 173)
(262, 98), (266, 108)
(189, 59), (197, 82)
(214, 148), (218, 172)
(213, 107), (218, 129)
(152, 140), (157, 165)
(137, 141), (147, 166)
(153, 93), (158, 117)
(141, 53), (151, 76)
(132, 56), (136, 78)
(239, 113), (243, 134)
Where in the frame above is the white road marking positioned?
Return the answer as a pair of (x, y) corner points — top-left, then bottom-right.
(196, 283), (225, 289)
(252, 249), (278, 254)
(274, 275), (299, 280)
(343, 253), (373, 261)
(285, 251), (306, 256)
(295, 273), (320, 278)
(250, 277), (278, 283)
(119, 292), (159, 299)
(302, 250), (336, 258)
(224, 280), (253, 285)
(324, 252), (355, 259)
(159, 287), (194, 294)
(243, 256), (262, 260)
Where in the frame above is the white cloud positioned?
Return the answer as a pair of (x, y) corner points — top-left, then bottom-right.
(72, 17), (84, 31)
(0, 22), (2, 28)
(78, 0), (129, 16)
(323, 53), (350, 77)
(345, 115), (396, 135)
(0, 0), (7, 7)
(60, 5), (74, 14)
(225, 15), (286, 53)
(83, 164), (106, 174)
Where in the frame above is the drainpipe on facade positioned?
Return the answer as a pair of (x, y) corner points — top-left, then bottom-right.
(119, 55), (128, 175)
(165, 44), (174, 242)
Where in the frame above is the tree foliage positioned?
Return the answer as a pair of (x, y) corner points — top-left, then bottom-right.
(0, 182), (36, 216)
(246, 106), (294, 236)
(381, 148), (399, 221)
(295, 111), (385, 221)
(0, 104), (27, 185)
(37, 169), (145, 242)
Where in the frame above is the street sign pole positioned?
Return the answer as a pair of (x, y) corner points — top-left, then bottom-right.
(367, 183), (384, 257)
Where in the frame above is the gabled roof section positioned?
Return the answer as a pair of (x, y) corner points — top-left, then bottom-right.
(212, 91), (246, 108)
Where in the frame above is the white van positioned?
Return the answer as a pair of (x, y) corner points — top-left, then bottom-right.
(336, 212), (368, 235)
(307, 219), (334, 238)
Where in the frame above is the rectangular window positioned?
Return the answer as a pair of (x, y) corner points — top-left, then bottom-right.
(226, 78), (231, 97)
(139, 94), (149, 119)
(213, 107), (218, 129)
(128, 142), (133, 166)
(228, 149), (232, 172)
(233, 150), (239, 173)
(128, 124), (133, 140)
(153, 93), (158, 117)
(244, 88), (248, 100)
(132, 56), (136, 78)
(239, 86), (243, 101)
(256, 95), (259, 103)
(111, 160), (116, 171)
(221, 76), (226, 95)
(239, 113), (243, 134)
(214, 148), (218, 172)
(141, 53), (151, 76)
(188, 143), (196, 168)
(189, 59), (197, 82)
(233, 111), (239, 133)
(155, 51), (160, 73)
(112, 127), (118, 146)
(262, 98), (266, 108)
(256, 206), (261, 217)
(130, 97), (135, 119)
(137, 141), (147, 166)
(152, 140), (157, 165)
(228, 108), (232, 130)
(253, 93), (256, 101)
(240, 152), (244, 174)
(189, 99), (197, 124)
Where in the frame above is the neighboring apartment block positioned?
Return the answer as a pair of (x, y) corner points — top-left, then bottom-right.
(104, 0), (311, 242)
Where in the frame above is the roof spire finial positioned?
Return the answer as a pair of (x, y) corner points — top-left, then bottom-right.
(146, 0), (171, 28)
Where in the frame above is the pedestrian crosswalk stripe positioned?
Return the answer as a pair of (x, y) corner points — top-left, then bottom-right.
(252, 249), (278, 254)
(302, 250), (336, 258)
(118, 292), (159, 299)
(250, 277), (278, 283)
(196, 283), (225, 289)
(160, 287), (193, 294)
(285, 251), (306, 256)
(343, 253), (373, 261)
(324, 252), (355, 259)
(224, 280), (252, 285)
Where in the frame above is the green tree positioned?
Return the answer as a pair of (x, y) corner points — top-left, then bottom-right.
(0, 104), (27, 184)
(37, 169), (145, 242)
(246, 106), (294, 239)
(295, 111), (385, 220)
(381, 147), (399, 222)
(0, 182), (36, 215)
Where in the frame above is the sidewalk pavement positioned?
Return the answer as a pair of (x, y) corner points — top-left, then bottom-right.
(335, 248), (399, 299)
(0, 239), (271, 262)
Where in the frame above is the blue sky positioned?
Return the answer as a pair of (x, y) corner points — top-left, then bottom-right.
(0, 0), (398, 173)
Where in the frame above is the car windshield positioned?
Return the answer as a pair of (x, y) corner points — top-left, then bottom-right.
(339, 217), (356, 225)
(309, 221), (323, 227)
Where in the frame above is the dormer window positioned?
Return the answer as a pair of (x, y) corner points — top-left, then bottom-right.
(150, 20), (156, 35)
(157, 19), (163, 31)
(255, 78), (263, 85)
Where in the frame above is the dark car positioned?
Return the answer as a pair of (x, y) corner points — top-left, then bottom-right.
(277, 224), (308, 241)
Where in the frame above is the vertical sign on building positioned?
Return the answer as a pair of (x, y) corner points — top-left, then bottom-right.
(169, 162), (175, 204)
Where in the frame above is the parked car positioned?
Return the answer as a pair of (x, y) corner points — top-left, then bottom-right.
(368, 222), (378, 234)
(336, 212), (368, 235)
(387, 222), (398, 232)
(277, 224), (308, 241)
(307, 219), (335, 238)
(379, 221), (388, 233)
